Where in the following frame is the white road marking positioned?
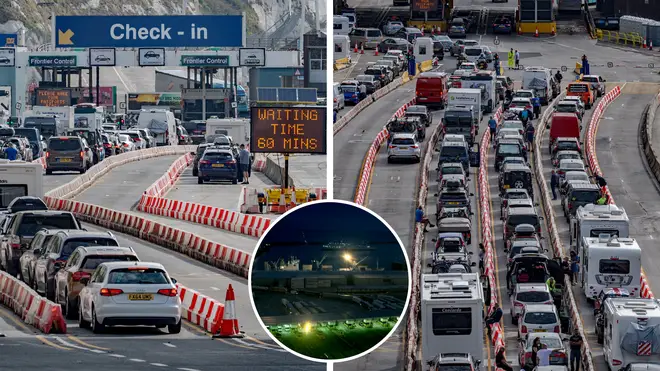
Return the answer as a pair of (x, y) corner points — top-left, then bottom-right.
(150, 363), (168, 367)
(650, 235), (655, 240)
(210, 287), (221, 291)
(90, 349), (106, 354)
(178, 368), (202, 371)
(130, 358), (147, 362)
(108, 354), (126, 358)
(234, 338), (286, 352)
(54, 336), (96, 351)
(163, 342), (176, 348)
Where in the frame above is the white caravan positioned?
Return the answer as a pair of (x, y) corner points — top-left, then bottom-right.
(136, 109), (177, 146)
(579, 235), (642, 300)
(0, 161), (44, 209)
(570, 204), (630, 253)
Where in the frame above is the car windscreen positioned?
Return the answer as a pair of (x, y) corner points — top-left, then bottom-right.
(506, 191), (529, 200)
(525, 337), (563, 351)
(392, 138), (415, 145)
(82, 254), (139, 270)
(558, 153), (580, 161)
(569, 190), (599, 203)
(556, 105), (577, 113)
(465, 41), (479, 46)
(565, 173), (589, 182)
(14, 129), (38, 142)
(507, 214), (539, 228)
(498, 144), (521, 155)
(17, 214), (77, 236)
(48, 139), (82, 151)
(203, 152), (233, 161)
(107, 268), (169, 284)
(444, 113), (472, 126)
(24, 117), (56, 126)
(364, 69), (382, 77)
(524, 311), (557, 324)
(367, 30), (381, 37)
(440, 146), (467, 158)
(599, 259), (630, 274)
(440, 192), (468, 201)
(464, 48), (482, 56)
(118, 135), (130, 142)
(582, 77), (598, 83)
(561, 163), (584, 171)
(516, 91), (533, 98)
(62, 238), (119, 260)
(341, 86), (358, 92)
(8, 198), (48, 213)
(557, 142), (579, 150)
(120, 132), (140, 140)
(516, 291), (551, 303)
(442, 166), (463, 175)
(502, 122), (523, 130)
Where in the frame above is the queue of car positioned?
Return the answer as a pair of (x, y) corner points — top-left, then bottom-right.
(0, 195), (182, 334)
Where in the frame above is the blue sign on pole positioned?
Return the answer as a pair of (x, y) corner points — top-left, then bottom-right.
(0, 34), (17, 47)
(54, 15), (243, 48)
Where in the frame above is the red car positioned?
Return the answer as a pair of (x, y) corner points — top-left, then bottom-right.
(519, 332), (568, 369)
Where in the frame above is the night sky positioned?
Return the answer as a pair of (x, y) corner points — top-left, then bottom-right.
(254, 202), (408, 271)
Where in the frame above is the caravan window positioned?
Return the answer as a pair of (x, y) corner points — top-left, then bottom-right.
(599, 259), (630, 274)
(589, 229), (620, 238)
(431, 308), (472, 335)
(0, 186), (27, 208)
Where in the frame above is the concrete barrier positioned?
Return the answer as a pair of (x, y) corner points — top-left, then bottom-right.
(584, 85), (657, 298)
(639, 90), (660, 191)
(531, 92), (596, 371)
(0, 270), (66, 334)
(178, 283), (224, 334)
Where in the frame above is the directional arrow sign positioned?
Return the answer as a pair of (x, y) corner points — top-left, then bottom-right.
(54, 15), (244, 48)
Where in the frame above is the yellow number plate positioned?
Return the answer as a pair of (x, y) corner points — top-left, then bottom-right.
(448, 202), (459, 205)
(533, 329), (547, 332)
(128, 294), (154, 301)
(59, 158), (72, 163)
(212, 164), (224, 168)
(504, 185), (510, 189)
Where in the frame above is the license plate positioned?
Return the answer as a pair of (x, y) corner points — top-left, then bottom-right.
(504, 185), (510, 189)
(128, 294), (154, 301)
(58, 158), (72, 163)
(448, 202), (459, 205)
(533, 329), (547, 332)
(399, 147), (408, 149)
(212, 164), (224, 168)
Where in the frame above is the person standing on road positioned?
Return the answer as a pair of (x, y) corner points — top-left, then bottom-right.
(551, 169), (560, 200)
(571, 256), (580, 285)
(488, 116), (497, 142)
(537, 344), (552, 366)
(239, 144), (251, 185)
(4, 143), (17, 161)
(519, 108), (530, 125)
(508, 48), (515, 70)
(526, 123), (535, 151)
(569, 329), (584, 371)
(495, 348), (514, 371)
(515, 50), (520, 69)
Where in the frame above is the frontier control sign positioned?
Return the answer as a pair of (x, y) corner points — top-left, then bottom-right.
(29, 56), (77, 67)
(250, 107), (327, 154)
(181, 55), (230, 67)
(54, 15), (244, 48)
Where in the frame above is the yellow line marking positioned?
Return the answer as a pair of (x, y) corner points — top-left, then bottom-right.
(66, 335), (110, 350)
(245, 335), (277, 347)
(182, 321), (209, 336)
(36, 335), (72, 350)
(215, 337), (253, 349)
(0, 305), (35, 334)
(362, 141), (383, 206)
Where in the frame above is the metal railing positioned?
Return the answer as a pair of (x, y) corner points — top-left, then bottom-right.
(595, 29), (644, 47)
(245, 37), (300, 50)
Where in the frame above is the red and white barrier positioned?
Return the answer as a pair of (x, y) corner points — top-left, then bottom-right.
(32, 156), (46, 169)
(0, 271), (66, 334)
(583, 85), (655, 299)
(177, 283), (224, 334)
(354, 98), (417, 205)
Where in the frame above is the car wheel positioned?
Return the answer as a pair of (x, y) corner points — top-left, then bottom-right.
(168, 320), (182, 334)
(232, 178), (238, 184)
(46, 169), (52, 175)
(65, 291), (77, 320)
(91, 306), (105, 334)
(78, 300), (90, 329)
(198, 177), (203, 184)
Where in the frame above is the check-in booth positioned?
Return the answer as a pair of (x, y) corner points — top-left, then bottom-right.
(413, 37), (434, 63)
(334, 35), (350, 61)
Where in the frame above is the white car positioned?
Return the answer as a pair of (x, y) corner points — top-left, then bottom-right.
(121, 131), (146, 150)
(562, 96), (585, 116)
(388, 133), (421, 163)
(509, 97), (533, 110)
(518, 303), (561, 338)
(385, 49), (406, 63)
(77, 261), (181, 334)
(511, 283), (553, 324)
(500, 120), (525, 135)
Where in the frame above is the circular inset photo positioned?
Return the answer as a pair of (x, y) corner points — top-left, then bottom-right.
(248, 200), (411, 362)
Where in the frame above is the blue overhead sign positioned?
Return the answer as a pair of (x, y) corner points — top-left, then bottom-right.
(54, 15), (243, 48)
(0, 34), (17, 47)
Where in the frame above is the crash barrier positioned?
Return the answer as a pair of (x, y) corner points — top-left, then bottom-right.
(0, 270), (66, 334)
(405, 108), (445, 371)
(334, 57), (350, 71)
(240, 186), (327, 214)
(595, 29), (644, 47)
(585, 85), (656, 298)
(44, 145), (197, 200)
(532, 92), (596, 371)
(177, 283), (224, 334)
(44, 197), (252, 278)
(334, 62), (435, 136)
(354, 98), (417, 205)
(478, 106), (508, 364)
(136, 154), (272, 238)
(252, 153), (267, 172)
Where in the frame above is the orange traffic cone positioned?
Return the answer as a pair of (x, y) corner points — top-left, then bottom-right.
(518, 25), (523, 35)
(535, 27), (539, 37)
(360, 43), (364, 54)
(551, 25), (556, 36)
(213, 284), (244, 338)
(643, 39), (647, 49)
(354, 42), (358, 53)
(374, 48), (379, 56)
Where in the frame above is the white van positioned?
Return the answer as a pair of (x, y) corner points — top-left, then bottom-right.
(341, 11), (356, 30)
(136, 109), (177, 146)
(333, 83), (345, 111)
(334, 16), (351, 36)
(0, 161), (44, 208)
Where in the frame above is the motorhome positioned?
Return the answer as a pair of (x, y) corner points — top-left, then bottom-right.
(421, 273), (484, 364)
(334, 16), (351, 36)
(570, 204), (630, 253)
(603, 298), (660, 369)
(24, 106), (75, 138)
(460, 71), (497, 113)
(136, 109), (177, 146)
(579, 235), (642, 300)
(73, 103), (104, 131)
(522, 66), (553, 105)
(0, 161), (44, 209)
(205, 118), (249, 146)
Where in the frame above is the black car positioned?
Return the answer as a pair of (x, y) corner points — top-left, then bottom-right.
(364, 66), (390, 87)
(192, 143), (216, 177)
(404, 105), (433, 127)
(432, 40), (445, 60)
(561, 182), (601, 221)
(495, 139), (524, 172)
(498, 163), (534, 199)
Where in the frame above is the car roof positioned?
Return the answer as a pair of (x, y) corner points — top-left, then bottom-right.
(516, 283), (550, 292)
(507, 207), (537, 216)
(205, 149), (233, 154)
(556, 137), (579, 142)
(392, 133), (416, 139)
(442, 141), (466, 147)
(502, 163), (531, 171)
(54, 230), (115, 239)
(568, 182), (599, 190)
(498, 139), (521, 145)
(524, 304), (558, 312)
(558, 100), (579, 105)
(442, 162), (464, 168)
(77, 246), (137, 256)
(559, 158), (584, 164)
(99, 261), (165, 270)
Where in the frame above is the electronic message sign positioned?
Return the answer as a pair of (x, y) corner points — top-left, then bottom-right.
(35, 89), (72, 107)
(250, 106), (326, 154)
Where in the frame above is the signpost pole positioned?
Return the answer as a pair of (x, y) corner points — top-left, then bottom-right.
(88, 68), (93, 104)
(284, 153), (290, 189)
(202, 67), (207, 120)
(95, 66), (100, 106)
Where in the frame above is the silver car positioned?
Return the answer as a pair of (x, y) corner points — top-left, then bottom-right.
(387, 133), (421, 163)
